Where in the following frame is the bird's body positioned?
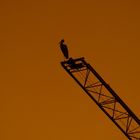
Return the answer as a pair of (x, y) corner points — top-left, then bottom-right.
(59, 39), (69, 59)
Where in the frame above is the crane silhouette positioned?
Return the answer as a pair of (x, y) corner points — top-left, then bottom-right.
(61, 57), (140, 140)
(59, 39), (69, 59)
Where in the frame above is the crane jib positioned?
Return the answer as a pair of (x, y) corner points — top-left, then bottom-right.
(61, 57), (140, 140)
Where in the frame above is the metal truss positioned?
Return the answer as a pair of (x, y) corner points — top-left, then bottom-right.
(61, 57), (140, 140)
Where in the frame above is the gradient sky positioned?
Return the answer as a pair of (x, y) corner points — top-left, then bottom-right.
(0, 0), (140, 140)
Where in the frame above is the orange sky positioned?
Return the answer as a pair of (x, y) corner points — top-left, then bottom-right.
(0, 0), (140, 140)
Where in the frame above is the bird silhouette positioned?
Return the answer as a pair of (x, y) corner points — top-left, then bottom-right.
(59, 39), (69, 59)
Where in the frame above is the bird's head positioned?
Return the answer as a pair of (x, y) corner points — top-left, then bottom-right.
(59, 39), (65, 44)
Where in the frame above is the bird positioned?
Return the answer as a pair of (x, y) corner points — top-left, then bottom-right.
(59, 39), (69, 59)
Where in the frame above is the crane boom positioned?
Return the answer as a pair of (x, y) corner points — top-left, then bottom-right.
(61, 57), (140, 140)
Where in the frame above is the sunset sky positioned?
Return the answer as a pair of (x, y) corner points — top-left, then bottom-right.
(0, 0), (140, 140)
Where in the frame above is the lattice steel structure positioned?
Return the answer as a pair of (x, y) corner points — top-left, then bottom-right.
(61, 57), (140, 140)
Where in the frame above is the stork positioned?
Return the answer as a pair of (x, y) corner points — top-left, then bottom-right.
(59, 39), (69, 59)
